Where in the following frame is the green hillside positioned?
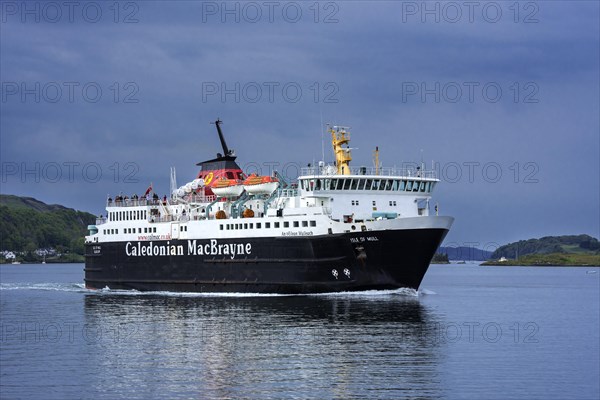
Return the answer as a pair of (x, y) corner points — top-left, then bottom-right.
(491, 235), (600, 259)
(0, 195), (96, 262)
(484, 235), (600, 266)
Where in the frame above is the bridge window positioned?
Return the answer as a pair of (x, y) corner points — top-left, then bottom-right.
(405, 181), (412, 191)
(350, 179), (358, 190)
(343, 179), (351, 190)
(372, 180), (381, 190)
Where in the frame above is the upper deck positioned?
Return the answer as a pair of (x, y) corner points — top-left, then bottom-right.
(299, 165), (437, 180)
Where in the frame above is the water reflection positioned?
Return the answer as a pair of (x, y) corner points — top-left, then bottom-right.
(83, 293), (444, 399)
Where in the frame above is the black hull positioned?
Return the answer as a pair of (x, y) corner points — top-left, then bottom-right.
(84, 228), (449, 294)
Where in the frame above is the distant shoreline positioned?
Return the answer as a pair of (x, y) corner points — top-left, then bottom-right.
(481, 252), (600, 267)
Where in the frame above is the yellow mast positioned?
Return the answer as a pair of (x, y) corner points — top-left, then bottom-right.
(330, 126), (352, 175)
(373, 146), (380, 175)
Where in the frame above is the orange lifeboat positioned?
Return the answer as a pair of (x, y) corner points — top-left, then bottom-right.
(211, 178), (245, 198)
(242, 174), (279, 195)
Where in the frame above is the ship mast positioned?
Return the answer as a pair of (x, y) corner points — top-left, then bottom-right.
(213, 119), (234, 158)
(373, 146), (380, 176)
(330, 126), (352, 175)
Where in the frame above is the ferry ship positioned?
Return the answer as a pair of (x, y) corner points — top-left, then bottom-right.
(84, 120), (453, 293)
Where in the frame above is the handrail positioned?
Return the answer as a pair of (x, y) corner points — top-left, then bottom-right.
(107, 194), (217, 207)
(300, 165), (437, 179)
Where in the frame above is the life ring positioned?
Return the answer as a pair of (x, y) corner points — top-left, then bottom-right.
(204, 172), (214, 185)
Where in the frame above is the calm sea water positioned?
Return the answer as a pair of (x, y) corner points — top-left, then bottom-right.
(1, 263), (598, 400)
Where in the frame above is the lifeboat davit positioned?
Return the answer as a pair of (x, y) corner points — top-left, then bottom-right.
(211, 178), (245, 198)
(242, 174), (279, 195)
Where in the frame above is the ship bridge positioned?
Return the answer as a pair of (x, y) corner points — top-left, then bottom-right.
(294, 133), (440, 222)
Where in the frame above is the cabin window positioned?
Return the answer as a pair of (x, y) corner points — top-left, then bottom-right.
(284, 221), (289, 228)
(310, 221), (316, 227)
(265, 222), (270, 228)
(293, 221), (299, 228)
(138, 228), (141, 233)
(249, 223), (253, 229)
(220, 225), (224, 230)
(226, 172), (234, 179)
(115, 229), (119, 234)
(144, 228), (147, 233)
(153, 227), (156, 233)
(275, 222), (280, 228)
(244, 223), (248, 229)
(256, 223), (261, 229)
(302, 221), (308, 227)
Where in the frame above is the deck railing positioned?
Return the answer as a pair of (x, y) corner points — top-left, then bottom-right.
(300, 165), (437, 179)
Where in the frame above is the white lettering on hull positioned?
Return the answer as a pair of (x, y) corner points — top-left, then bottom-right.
(127, 239), (252, 259)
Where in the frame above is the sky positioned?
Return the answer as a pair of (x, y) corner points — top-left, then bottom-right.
(1, 0), (599, 249)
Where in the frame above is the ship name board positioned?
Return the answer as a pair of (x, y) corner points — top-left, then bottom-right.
(125, 239), (252, 259)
